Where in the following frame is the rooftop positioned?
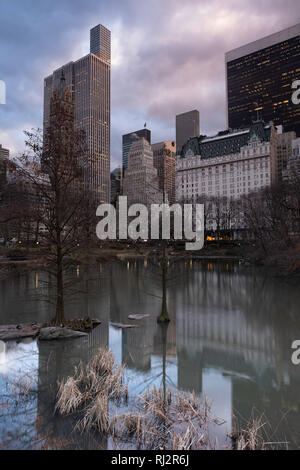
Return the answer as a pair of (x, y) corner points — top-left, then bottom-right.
(226, 23), (300, 62)
(182, 121), (272, 159)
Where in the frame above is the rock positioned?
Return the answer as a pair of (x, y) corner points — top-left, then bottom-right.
(38, 327), (88, 341)
(128, 314), (150, 321)
(0, 323), (41, 341)
(110, 322), (137, 329)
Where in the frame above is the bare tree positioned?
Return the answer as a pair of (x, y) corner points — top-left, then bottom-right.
(10, 89), (93, 324)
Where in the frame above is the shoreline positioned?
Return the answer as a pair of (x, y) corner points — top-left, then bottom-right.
(1, 245), (299, 281)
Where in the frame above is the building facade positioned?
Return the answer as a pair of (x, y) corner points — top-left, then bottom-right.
(122, 128), (151, 171)
(110, 167), (122, 205)
(176, 121), (289, 232)
(271, 129), (296, 184)
(123, 138), (163, 207)
(0, 144), (9, 187)
(176, 110), (200, 155)
(44, 24), (111, 203)
(283, 138), (300, 182)
(152, 140), (176, 204)
(226, 23), (300, 136)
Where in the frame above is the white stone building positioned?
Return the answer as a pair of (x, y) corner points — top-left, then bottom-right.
(176, 121), (291, 233)
(123, 138), (164, 207)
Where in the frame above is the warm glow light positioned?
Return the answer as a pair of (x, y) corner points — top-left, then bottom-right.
(35, 272), (39, 289)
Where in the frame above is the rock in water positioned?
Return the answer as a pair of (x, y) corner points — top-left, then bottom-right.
(39, 327), (88, 341)
(128, 314), (150, 321)
(110, 322), (137, 329)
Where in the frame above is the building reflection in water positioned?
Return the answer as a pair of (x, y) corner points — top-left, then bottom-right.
(1, 260), (300, 448)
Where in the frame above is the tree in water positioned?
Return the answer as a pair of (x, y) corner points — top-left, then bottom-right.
(157, 241), (170, 323)
(10, 71), (92, 325)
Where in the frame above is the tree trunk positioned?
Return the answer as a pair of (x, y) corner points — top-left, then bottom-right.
(157, 245), (170, 323)
(54, 241), (65, 325)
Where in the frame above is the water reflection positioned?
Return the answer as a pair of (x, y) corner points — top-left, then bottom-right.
(0, 260), (300, 449)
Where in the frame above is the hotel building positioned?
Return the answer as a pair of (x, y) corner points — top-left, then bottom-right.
(176, 121), (292, 232)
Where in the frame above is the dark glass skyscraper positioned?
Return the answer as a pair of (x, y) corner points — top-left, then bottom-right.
(122, 128), (151, 170)
(226, 24), (300, 136)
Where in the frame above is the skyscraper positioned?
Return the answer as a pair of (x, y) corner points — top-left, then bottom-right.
(122, 138), (163, 207)
(0, 144), (9, 187)
(176, 110), (200, 155)
(122, 128), (151, 171)
(44, 24), (111, 203)
(226, 23), (300, 135)
(152, 140), (176, 204)
(110, 167), (122, 205)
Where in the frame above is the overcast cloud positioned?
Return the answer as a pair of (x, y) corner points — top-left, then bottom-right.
(0, 0), (300, 167)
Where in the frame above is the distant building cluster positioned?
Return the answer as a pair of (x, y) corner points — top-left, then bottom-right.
(2, 21), (300, 239)
(119, 23), (300, 218)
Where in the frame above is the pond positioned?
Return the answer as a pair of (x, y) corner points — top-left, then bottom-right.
(0, 259), (300, 449)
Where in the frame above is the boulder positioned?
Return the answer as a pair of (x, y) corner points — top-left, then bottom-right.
(39, 327), (88, 341)
(0, 323), (41, 341)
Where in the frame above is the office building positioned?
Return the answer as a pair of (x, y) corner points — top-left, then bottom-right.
(152, 140), (176, 204)
(123, 138), (163, 206)
(283, 138), (300, 182)
(44, 24), (111, 203)
(122, 128), (151, 171)
(110, 167), (122, 205)
(176, 110), (200, 155)
(226, 23), (300, 135)
(0, 144), (9, 186)
(271, 129), (296, 184)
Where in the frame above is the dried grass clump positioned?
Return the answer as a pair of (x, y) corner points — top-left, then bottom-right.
(77, 394), (110, 434)
(171, 423), (206, 450)
(140, 386), (171, 425)
(232, 417), (267, 450)
(56, 351), (229, 450)
(112, 413), (146, 446)
(112, 387), (215, 450)
(55, 348), (127, 433)
(56, 377), (83, 415)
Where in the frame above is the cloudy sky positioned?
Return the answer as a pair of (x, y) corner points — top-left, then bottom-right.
(0, 0), (299, 167)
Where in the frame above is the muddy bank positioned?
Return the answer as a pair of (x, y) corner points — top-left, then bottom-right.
(0, 319), (101, 342)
